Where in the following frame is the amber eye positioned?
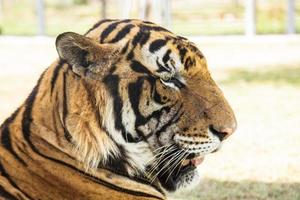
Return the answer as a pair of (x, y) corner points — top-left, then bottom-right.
(162, 76), (172, 82)
(160, 73), (173, 82)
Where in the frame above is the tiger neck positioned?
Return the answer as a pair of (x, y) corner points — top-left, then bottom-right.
(31, 61), (115, 168)
(30, 61), (162, 189)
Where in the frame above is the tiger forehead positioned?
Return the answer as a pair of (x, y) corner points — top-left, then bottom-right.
(86, 19), (201, 53)
(86, 19), (175, 42)
(86, 19), (206, 74)
(169, 39), (205, 71)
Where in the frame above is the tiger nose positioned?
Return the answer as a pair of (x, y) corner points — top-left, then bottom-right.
(209, 123), (237, 141)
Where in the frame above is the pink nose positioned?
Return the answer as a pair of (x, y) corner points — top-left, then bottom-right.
(219, 127), (235, 139)
(209, 124), (236, 141)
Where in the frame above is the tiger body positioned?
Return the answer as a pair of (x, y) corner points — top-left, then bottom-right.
(0, 19), (236, 200)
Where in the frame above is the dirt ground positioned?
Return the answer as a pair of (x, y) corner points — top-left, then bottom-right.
(0, 35), (300, 200)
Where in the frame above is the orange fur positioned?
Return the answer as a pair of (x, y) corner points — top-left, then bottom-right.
(0, 19), (236, 199)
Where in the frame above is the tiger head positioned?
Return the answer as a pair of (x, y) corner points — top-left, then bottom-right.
(55, 19), (236, 193)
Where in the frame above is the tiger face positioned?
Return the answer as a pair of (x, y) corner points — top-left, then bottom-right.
(56, 19), (236, 193)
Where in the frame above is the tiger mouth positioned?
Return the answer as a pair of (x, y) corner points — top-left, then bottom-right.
(181, 155), (205, 167)
(155, 151), (204, 191)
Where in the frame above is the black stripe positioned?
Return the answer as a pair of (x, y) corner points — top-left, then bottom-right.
(103, 75), (122, 130)
(126, 27), (151, 62)
(178, 46), (187, 63)
(127, 50), (134, 60)
(0, 185), (18, 200)
(177, 36), (188, 40)
(149, 39), (167, 53)
(0, 108), (27, 165)
(109, 24), (135, 43)
(162, 49), (171, 64)
(128, 77), (147, 126)
(22, 71), (45, 154)
(1, 126), (26, 166)
(130, 60), (152, 74)
(62, 72), (72, 143)
(184, 56), (194, 70)
(100, 19), (131, 43)
(156, 59), (170, 73)
(142, 21), (155, 25)
(84, 19), (115, 36)
(103, 75), (137, 143)
(0, 163), (32, 199)
(142, 25), (171, 33)
(139, 30), (151, 46)
(103, 145), (128, 176)
(153, 84), (164, 104)
(188, 44), (203, 58)
(170, 77), (185, 89)
(121, 41), (130, 54)
(132, 28), (150, 47)
(131, 30), (143, 47)
(50, 60), (65, 95)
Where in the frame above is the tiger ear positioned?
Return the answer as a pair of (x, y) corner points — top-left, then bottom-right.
(55, 32), (120, 77)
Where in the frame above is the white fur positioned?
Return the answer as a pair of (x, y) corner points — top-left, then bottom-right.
(103, 98), (153, 176)
(174, 132), (221, 156)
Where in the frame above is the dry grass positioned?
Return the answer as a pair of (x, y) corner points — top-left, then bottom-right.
(0, 36), (300, 200)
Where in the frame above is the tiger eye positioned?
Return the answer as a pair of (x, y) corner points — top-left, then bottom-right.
(161, 73), (172, 81)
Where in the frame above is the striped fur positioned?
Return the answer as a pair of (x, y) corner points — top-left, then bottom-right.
(0, 19), (236, 199)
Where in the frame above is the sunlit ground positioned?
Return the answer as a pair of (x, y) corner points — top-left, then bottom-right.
(0, 35), (300, 200)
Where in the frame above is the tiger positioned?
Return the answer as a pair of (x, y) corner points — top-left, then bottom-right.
(0, 19), (236, 200)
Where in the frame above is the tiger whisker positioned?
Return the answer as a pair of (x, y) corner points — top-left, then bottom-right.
(148, 144), (175, 166)
(165, 150), (189, 182)
(147, 146), (177, 179)
(149, 151), (183, 183)
(147, 145), (176, 178)
(149, 149), (184, 183)
(175, 149), (190, 177)
(158, 149), (185, 178)
(152, 144), (173, 153)
(145, 144), (174, 165)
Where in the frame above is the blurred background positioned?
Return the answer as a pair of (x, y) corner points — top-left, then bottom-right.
(0, 0), (300, 200)
(0, 0), (300, 35)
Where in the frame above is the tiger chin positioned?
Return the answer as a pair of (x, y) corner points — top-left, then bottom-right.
(0, 19), (236, 200)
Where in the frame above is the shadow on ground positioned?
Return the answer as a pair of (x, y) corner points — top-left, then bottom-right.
(171, 178), (300, 200)
(220, 65), (300, 86)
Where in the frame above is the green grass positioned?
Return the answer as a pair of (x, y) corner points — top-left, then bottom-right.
(1, 0), (300, 36)
(172, 20), (244, 36)
(221, 66), (300, 86)
(171, 179), (300, 200)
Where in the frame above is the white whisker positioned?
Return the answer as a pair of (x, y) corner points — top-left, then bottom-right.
(147, 145), (176, 178)
(150, 149), (184, 183)
(166, 149), (189, 181)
